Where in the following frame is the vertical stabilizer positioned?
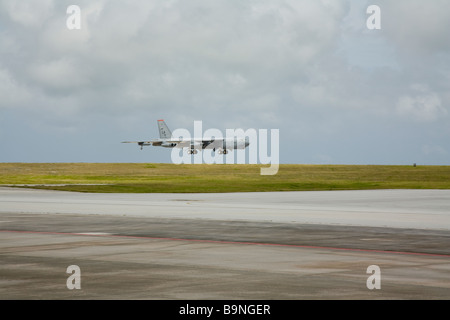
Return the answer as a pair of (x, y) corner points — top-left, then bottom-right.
(157, 120), (172, 139)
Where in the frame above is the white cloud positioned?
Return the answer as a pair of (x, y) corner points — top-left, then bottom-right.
(396, 85), (447, 122)
(379, 0), (450, 55)
(1, 0), (54, 27)
(29, 58), (90, 90)
(0, 67), (32, 108)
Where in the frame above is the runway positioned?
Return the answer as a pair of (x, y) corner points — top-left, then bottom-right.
(0, 187), (449, 299)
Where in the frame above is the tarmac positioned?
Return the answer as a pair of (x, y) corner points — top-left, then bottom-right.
(0, 187), (449, 299)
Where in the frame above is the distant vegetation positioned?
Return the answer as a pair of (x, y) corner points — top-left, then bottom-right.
(0, 163), (449, 193)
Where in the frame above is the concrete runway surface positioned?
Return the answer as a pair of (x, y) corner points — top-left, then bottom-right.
(0, 187), (449, 299)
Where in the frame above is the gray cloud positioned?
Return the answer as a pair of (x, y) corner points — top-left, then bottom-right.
(0, 0), (449, 164)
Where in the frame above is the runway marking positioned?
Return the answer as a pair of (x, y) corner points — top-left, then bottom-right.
(1, 229), (450, 258)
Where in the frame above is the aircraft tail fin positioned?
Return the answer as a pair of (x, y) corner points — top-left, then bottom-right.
(157, 119), (172, 139)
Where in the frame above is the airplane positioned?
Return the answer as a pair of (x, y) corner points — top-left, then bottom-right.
(122, 119), (250, 154)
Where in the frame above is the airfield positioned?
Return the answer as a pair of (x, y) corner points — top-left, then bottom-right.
(1, 184), (449, 299)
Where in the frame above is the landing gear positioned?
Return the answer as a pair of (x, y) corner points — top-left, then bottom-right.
(217, 149), (228, 154)
(187, 149), (198, 154)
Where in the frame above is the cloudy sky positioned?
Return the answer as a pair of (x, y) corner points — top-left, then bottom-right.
(0, 0), (449, 164)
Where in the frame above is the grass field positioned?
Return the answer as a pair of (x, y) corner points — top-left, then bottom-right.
(0, 163), (449, 193)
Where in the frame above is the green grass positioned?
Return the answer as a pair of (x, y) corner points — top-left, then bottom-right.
(0, 163), (449, 193)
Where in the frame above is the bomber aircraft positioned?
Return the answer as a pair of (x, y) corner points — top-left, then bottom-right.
(122, 119), (250, 154)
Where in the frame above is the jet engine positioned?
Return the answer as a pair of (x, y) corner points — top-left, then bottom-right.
(161, 142), (177, 148)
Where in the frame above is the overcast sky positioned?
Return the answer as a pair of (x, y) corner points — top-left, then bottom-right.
(1, 0), (449, 164)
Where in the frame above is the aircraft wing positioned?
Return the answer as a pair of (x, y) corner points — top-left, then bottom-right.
(199, 138), (224, 149)
(122, 141), (154, 146)
(122, 139), (184, 147)
(122, 138), (225, 149)
(162, 139), (224, 148)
